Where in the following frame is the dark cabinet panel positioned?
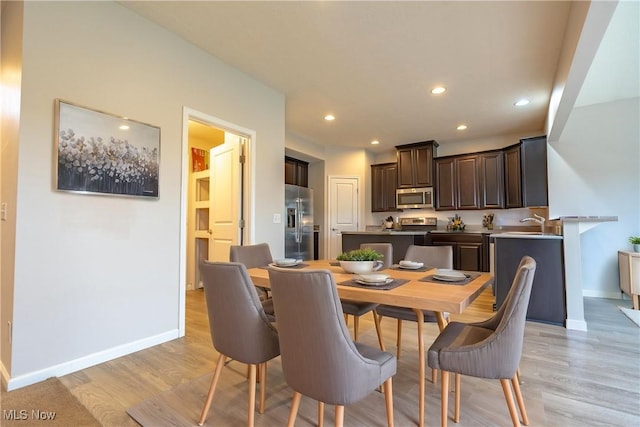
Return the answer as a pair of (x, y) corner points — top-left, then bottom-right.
(435, 158), (456, 210)
(480, 151), (505, 209)
(284, 156), (308, 187)
(396, 141), (437, 188)
(504, 136), (548, 208)
(430, 233), (489, 272)
(520, 136), (548, 207)
(456, 155), (481, 209)
(494, 236), (565, 325)
(435, 155), (481, 210)
(371, 163), (398, 212)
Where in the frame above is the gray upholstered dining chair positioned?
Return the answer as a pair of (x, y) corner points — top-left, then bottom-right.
(268, 267), (397, 427)
(197, 261), (280, 427)
(340, 243), (391, 346)
(230, 243), (275, 321)
(376, 245), (453, 353)
(428, 256), (536, 427)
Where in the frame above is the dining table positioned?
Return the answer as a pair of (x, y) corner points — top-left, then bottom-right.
(248, 259), (493, 427)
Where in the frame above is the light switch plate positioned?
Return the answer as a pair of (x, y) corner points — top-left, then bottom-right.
(273, 213), (281, 223)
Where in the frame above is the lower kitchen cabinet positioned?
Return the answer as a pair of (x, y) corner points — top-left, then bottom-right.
(493, 236), (565, 325)
(430, 232), (490, 272)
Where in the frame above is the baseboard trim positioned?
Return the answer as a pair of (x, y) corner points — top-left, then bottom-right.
(583, 289), (623, 299)
(4, 329), (180, 391)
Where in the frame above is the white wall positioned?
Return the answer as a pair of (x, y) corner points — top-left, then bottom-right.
(5, 1), (284, 389)
(549, 97), (640, 297)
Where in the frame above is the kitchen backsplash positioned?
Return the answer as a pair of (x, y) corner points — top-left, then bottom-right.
(372, 207), (549, 229)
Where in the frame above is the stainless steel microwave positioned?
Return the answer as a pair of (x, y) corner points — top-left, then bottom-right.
(396, 187), (434, 209)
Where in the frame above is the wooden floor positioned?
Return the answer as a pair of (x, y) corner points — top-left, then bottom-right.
(51, 287), (639, 426)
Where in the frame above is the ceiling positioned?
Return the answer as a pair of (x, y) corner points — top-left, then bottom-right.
(120, 1), (636, 154)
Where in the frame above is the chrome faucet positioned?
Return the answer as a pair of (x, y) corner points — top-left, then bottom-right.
(520, 213), (546, 233)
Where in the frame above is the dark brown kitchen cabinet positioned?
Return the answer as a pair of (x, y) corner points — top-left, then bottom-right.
(479, 150), (505, 209)
(284, 156), (308, 187)
(434, 155), (481, 210)
(504, 136), (548, 208)
(430, 232), (489, 272)
(371, 163), (398, 212)
(396, 141), (438, 188)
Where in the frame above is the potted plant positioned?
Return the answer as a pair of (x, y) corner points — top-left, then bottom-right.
(629, 236), (640, 252)
(336, 248), (384, 274)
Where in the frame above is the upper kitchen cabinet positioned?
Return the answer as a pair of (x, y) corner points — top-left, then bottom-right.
(396, 141), (438, 188)
(371, 162), (398, 212)
(284, 156), (309, 187)
(479, 150), (505, 209)
(435, 154), (485, 210)
(504, 136), (548, 208)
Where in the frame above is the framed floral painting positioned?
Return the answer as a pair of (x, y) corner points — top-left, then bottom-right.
(54, 99), (160, 198)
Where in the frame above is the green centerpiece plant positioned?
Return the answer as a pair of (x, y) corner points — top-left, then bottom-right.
(337, 247), (383, 261)
(629, 236), (640, 252)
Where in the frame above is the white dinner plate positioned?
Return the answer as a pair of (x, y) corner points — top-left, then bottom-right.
(435, 269), (466, 279)
(354, 278), (393, 286)
(433, 275), (467, 282)
(355, 274), (390, 283)
(270, 260), (301, 268)
(398, 261), (424, 270)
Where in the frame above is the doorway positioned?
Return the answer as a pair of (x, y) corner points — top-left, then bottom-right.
(178, 107), (255, 336)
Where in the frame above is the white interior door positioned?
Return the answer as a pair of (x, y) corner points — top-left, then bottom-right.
(328, 176), (359, 259)
(209, 134), (241, 261)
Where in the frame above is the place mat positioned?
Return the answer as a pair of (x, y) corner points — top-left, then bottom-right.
(329, 261), (340, 266)
(390, 264), (433, 272)
(419, 272), (481, 286)
(338, 278), (409, 291)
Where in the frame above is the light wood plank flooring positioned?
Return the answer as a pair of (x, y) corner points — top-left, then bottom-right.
(49, 287), (640, 426)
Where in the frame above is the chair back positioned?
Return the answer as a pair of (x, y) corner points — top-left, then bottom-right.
(268, 267), (395, 405)
(200, 261), (279, 364)
(360, 243), (393, 269)
(404, 245), (453, 269)
(487, 256), (536, 375)
(230, 243), (273, 268)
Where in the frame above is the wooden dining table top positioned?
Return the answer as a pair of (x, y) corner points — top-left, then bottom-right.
(248, 260), (493, 314)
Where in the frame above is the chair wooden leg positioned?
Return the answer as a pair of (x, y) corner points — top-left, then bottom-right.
(287, 391), (302, 427)
(383, 378), (395, 427)
(353, 315), (360, 341)
(441, 370), (450, 427)
(511, 375), (529, 425)
(258, 362), (267, 414)
(432, 368), (438, 384)
(372, 310), (386, 351)
(454, 373), (461, 423)
(500, 378), (521, 427)
(396, 319), (403, 359)
(198, 353), (226, 425)
(318, 401), (324, 427)
(247, 364), (257, 427)
(335, 405), (345, 427)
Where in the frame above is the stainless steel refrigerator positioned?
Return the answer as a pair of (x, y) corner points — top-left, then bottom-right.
(285, 184), (314, 260)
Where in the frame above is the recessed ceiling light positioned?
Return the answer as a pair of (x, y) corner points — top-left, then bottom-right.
(371, 140), (380, 145)
(119, 125), (130, 130)
(514, 98), (530, 107)
(431, 86), (446, 95)
(324, 114), (335, 121)
(456, 124), (467, 131)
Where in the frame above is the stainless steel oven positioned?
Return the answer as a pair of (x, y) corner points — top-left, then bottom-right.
(396, 187), (433, 209)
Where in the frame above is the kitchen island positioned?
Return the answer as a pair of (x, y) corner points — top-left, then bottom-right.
(491, 232), (565, 325)
(341, 231), (428, 264)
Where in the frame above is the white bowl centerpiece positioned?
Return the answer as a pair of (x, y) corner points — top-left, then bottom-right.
(336, 248), (384, 274)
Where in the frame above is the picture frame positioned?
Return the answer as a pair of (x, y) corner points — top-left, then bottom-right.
(54, 99), (160, 198)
